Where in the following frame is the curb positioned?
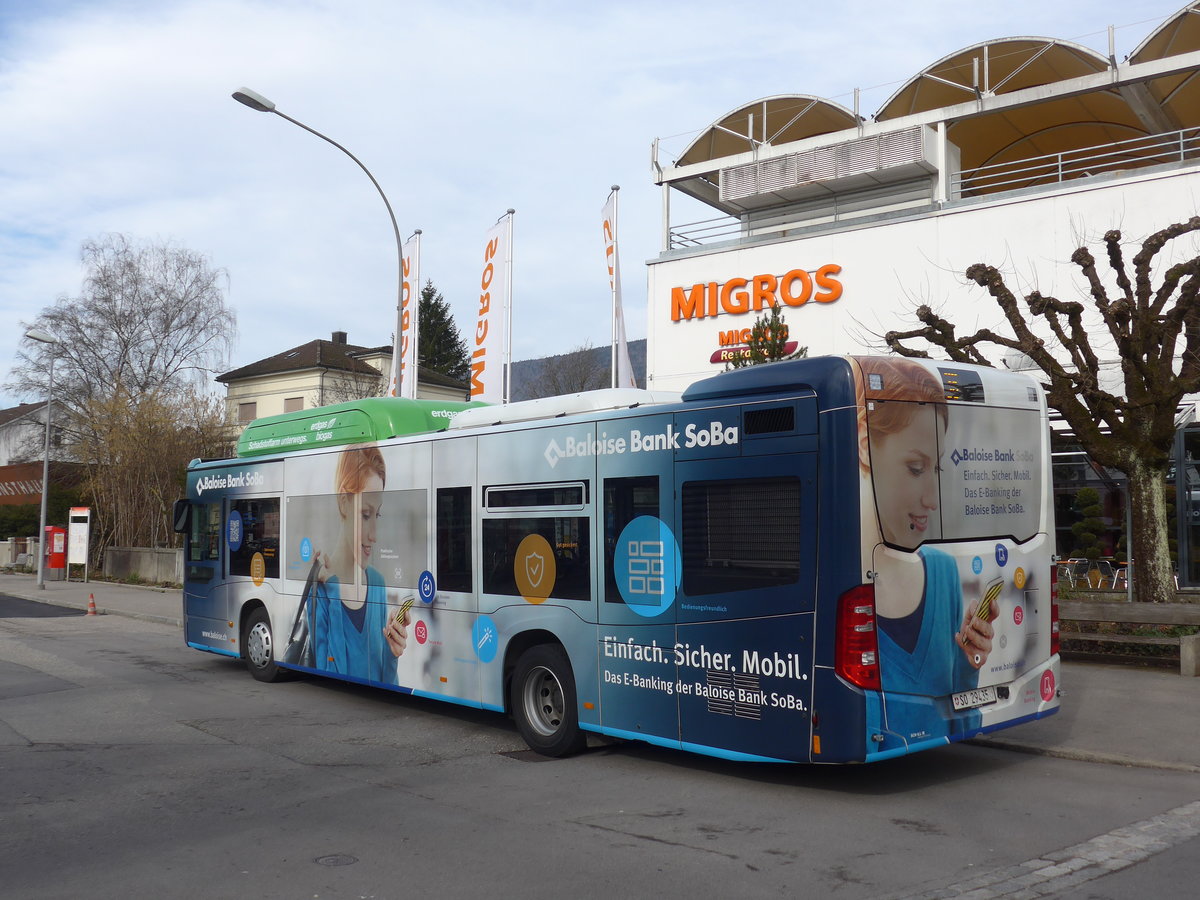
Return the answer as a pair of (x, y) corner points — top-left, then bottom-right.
(3, 588), (182, 628)
(967, 736), (1200, 774)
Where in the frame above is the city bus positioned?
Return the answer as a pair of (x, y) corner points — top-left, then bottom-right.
(175, 355), (1060, 763)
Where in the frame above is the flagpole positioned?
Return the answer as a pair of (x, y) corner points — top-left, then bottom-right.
(504, 209), (515, 404)
(609, 185), (619, 389)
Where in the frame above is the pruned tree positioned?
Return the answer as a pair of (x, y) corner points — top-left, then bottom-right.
(725, 303), (808, 369)
(8, 234), (236, 559)
(884, 217), (1200, 604)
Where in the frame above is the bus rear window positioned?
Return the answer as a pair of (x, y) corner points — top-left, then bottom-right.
(681, 477), (801, 596)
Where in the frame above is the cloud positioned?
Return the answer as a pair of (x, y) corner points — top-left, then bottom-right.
(0, 0), (1181, 406)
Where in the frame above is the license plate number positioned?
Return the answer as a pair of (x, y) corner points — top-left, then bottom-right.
(952, 686), (997, 711)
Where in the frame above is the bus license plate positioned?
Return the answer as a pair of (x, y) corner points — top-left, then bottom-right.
(952, 686), (997, 711)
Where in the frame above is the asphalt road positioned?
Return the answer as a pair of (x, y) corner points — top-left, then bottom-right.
(0, 594), (86, 618)
(2, 595), (1198, 899)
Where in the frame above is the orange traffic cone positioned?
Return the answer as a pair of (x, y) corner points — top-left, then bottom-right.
(87, 593), (97, 616)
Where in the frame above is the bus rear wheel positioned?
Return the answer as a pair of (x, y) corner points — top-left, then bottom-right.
(244, 607), (287, 683)
(511, 644), (586, 758)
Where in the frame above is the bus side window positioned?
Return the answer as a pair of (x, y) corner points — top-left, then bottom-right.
(681, 477), (801, 597)
(481, 516), (591, 601)
(436, 487), (472, 593)
(228, 498), (281, 579)
(603, 476), (659, 603)
(190, 503), (221, 563)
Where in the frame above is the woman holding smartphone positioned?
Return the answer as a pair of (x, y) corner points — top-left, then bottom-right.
(312, 445), (408, 685)
(857, 357), (997, 739)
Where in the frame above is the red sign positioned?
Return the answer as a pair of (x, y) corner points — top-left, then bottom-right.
(709, 341), (799, 364)
(1040, 669), (1056, 702)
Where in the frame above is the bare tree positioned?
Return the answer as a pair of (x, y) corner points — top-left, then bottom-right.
(8, 234), (237, 558)
(10, 235), (234, 420)
(77, 388), (229, 555)
(317, 369), (386, 406)
(537, 342), (609, 398)
(884, 218), (1200, 603)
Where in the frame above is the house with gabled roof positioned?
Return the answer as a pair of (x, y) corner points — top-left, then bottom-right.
(216, 330), (468, 427)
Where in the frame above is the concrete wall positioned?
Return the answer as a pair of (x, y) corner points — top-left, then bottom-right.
(103, 547), (183, 585)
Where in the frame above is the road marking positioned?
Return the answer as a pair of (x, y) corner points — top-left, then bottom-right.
(882, 799), (1200, 899)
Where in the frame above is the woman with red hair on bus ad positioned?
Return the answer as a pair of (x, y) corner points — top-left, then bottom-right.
(310, 445), (408, 685)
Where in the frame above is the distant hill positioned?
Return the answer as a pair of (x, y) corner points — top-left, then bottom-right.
(510, 339), (646, 401)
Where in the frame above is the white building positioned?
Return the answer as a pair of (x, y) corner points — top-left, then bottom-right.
(642, 6), (1200, 579)
(217, 330), (468, 426)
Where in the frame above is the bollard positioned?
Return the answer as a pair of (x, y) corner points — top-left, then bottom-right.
(87, 593), (97, 616)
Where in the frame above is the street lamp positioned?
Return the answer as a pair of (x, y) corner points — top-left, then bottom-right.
(24, 328), (58, 589)
(231, 87), (406, 395)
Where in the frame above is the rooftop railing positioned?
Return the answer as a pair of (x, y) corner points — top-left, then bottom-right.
(665, 125), (1200, 252)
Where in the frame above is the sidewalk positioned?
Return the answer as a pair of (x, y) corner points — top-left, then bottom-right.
(0, 570), (181, 626)
(2, 572), (1198, 772)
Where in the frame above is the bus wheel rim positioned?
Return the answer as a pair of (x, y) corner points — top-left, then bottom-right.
(247, 621), (272, 668)
(522, 665), (565, 737)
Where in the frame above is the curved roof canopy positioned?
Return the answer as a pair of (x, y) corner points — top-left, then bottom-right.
(876, 38), (1149, 175)
(1130, 2), (1200, 130)
(676, 95), (860, 167)
(662, 6), (1200, 208)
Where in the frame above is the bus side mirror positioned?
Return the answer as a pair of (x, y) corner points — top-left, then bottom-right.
(172, 499), (191, 534)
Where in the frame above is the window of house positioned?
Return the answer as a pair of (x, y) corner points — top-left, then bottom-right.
(237, 402), (257, 424)
(284, 397), (303, 413)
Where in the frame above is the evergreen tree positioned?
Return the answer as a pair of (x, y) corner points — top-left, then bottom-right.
(1069, 487), (1105, 559)
(726, 304), (808, 369)
(417, 280), (470, 382)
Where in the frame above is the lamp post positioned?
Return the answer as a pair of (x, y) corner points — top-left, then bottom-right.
(24, 328), (58, 589)
(231, 87), (406, 395)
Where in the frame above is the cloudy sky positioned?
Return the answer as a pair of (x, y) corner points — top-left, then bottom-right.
(0, 0), (1185, 407)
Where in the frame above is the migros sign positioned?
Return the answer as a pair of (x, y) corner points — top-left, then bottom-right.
(670, 264), (843, 322)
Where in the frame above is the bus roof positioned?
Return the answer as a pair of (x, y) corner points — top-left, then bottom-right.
(236, 397), (486, 458)
(446, 388), (683, 431)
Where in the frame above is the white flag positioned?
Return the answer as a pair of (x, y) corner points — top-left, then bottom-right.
(603, 189), (636, 389)
(386, 233), (420, 399)
(470, 214), (512, 404)
(395, 232), (421, 399)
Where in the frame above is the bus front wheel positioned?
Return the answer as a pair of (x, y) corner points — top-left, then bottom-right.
(244, 607), (287, 683)
(511, 644), (586, 758)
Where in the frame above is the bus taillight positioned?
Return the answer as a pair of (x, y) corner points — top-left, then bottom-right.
(1050, 564), (1061, 657)
(836, 584), (881, 690)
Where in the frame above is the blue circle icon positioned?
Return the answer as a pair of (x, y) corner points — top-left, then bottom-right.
(418, 570), (436, 604)
(472, 615), (498, 663)
(995, 543), (1009, 567)
(614, 516), (680, 618)
(227, 510), (243, 552)
(300, 537), (312, 562)
(972, 556), (983, 575)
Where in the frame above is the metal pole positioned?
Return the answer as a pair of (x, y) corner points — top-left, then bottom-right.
(610, 186), (619, 389)
(232, 89), (404, 396)
(36, 355), (54, 589)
